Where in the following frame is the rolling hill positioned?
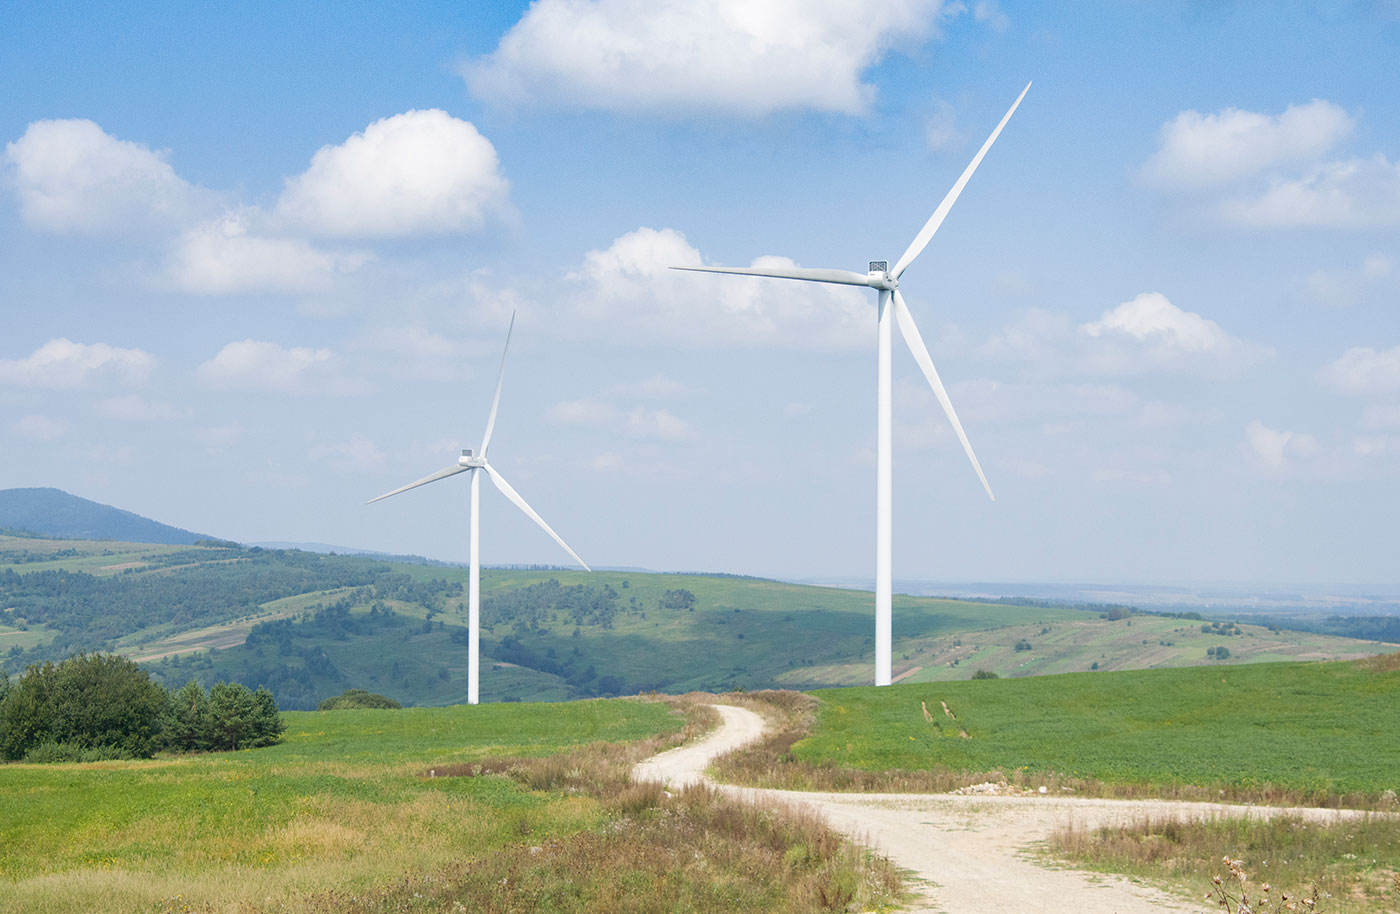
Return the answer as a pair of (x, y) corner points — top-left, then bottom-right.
(4, 531), (1394, 710)
(0, 487), (210, 544)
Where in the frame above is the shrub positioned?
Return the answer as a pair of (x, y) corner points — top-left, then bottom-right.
(0, 653), (168, 760)
(318, 688), (402, 710)
(971, 669), (999, 679)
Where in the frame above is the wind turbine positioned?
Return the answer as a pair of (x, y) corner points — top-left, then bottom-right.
(367, 312), (590, 705)
(674, 83), (1029, 688)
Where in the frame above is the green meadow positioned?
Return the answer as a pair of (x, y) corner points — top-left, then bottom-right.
(0, 699), (682, 913)
(795, 658), (1400, 799)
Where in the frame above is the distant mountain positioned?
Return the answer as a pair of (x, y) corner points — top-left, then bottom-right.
(0, 487), (210, 545)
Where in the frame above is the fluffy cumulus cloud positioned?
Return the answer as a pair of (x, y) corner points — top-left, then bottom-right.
(3, 119), (212, 233)
(982, 295), (1265, 377)
(563, 227), (870, 348)
(276, 110), (510, 237)
(198, 340), (363, 395)
(1246, 419), (1318, 469)
(1319, 345), (1400, 395)
(464, 0), (960, 115)
(1080, 293), (1269, 373)
(1218, 155), (1400, 229)
(162, 211), (371, 295)
(1141, 100), (1353, 191)
(0, 338), (154, 388)
(1142, 99), (1400, 229)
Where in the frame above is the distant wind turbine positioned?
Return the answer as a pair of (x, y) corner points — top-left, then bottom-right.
(368, 312), (590, 704)
(674, 83), (1030, 688)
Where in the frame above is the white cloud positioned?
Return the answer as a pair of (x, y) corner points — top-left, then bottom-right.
(1141, 100), (1400, 230)
(354, 325), (475, 382)
(464, 0), (961, 115)
(1246, 420), (1318, 469)
(13, 414), (67, 441)
(0, 338), (154, 388)
(1082, 292), (1231, 354)
(982, 296), (1264, 378)
(4, 119), (212, 234)
(162, 210), (370, 295)
(564, 227), (870, 349)
(198, 340), (364, 395)
(1298, 254), (1395, 307)
(972, 0), (1010, 31)
(1319, 345), (1400, 395)
(308, 434), (387, 473)
(549, 396), (697, 441)
(923, 99), (962, 151)
(95, 395), (185, 421)
(1141, 100), (1353, 191)
(1217, 154), (1400, 229)
(276, 110), (510, 237)
(590, 451), (624, 472)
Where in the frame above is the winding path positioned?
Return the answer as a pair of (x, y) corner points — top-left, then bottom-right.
(634, 705), (1364, 914)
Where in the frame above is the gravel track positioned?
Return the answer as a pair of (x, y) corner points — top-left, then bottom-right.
(633, 704), (1365, 914)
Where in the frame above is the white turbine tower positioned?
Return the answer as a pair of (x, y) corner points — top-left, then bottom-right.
(368, 313), (590, 705)
(675, 83), (1029, 688)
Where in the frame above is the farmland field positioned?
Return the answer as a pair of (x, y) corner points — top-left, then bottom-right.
(792, 657), (1400, 801)
(0, 699), (683, 913)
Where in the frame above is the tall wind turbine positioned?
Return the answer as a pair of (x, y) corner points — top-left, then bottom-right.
(367, 312), (590, 704)
(674, 83), (1029, 688)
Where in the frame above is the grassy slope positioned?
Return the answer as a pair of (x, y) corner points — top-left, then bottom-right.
(0, 699), (682, 913)
(7, 535), (1395, 707)
(796, 659), (1400, 797)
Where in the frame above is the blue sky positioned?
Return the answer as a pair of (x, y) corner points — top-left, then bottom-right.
(2, 1), (1398, 586)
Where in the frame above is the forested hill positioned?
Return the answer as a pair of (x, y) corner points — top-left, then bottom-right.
(3, 533), (1394, 711)
(0, 488), (209, 544)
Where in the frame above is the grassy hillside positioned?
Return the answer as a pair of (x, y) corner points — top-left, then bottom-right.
(0, 699), (682, 913)
(789, 655), (1400, 801)
(5, 534), (1394, 710)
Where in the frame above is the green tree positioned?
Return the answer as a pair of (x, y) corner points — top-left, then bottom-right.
(164, 679), (210, 752)
(0, 653), (168, 760)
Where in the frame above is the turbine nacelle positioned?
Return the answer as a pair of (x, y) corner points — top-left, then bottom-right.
(458, 449), (486, 469)
(866, 262), (896, 291)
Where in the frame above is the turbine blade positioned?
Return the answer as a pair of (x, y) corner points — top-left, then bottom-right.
(367, 464), (469, 504)
(671, 265), (872, 287)
(892, 82), (1031, 279)
(483, 464), (592, 571)
(480, 310), (516, 457)
(892, 291), (995, 501)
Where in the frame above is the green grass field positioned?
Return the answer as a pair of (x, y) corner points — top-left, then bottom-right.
(795, 658), (1400, 800)
(0, 699), (682, 913)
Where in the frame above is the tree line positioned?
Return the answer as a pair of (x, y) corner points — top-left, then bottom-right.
(0, 653), (284, 762)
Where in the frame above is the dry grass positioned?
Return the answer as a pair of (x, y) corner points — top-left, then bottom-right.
(1049, 814), (1400, 914)
(291, 693), (902, 914)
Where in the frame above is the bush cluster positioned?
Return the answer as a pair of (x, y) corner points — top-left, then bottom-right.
(0, 653), (284, 762)
(317, 688), (401, 710)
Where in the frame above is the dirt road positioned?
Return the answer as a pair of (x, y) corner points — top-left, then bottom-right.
(634, 704), (1363, 914)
